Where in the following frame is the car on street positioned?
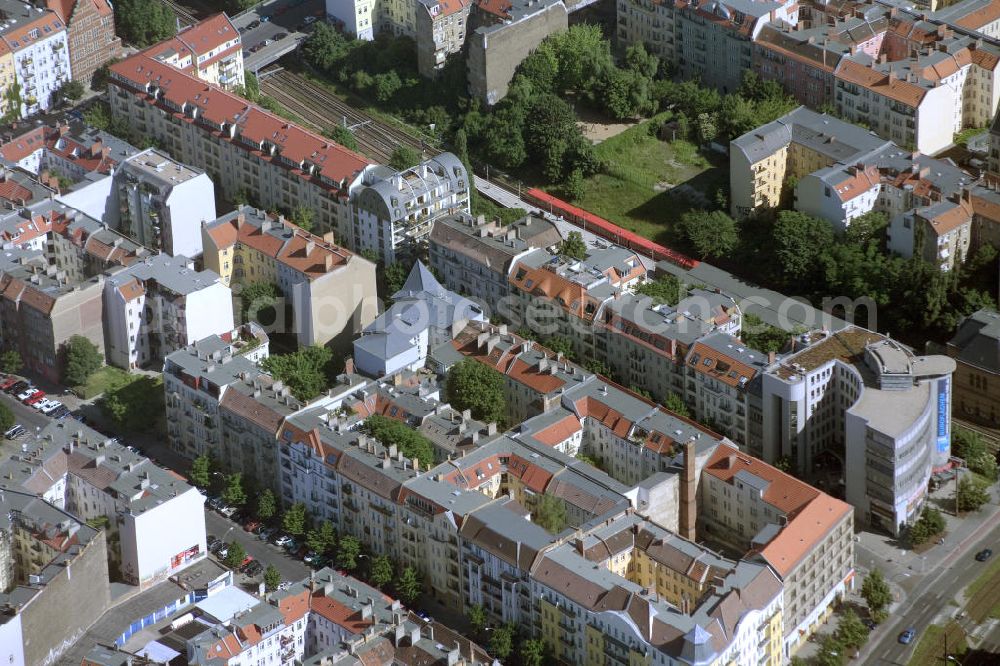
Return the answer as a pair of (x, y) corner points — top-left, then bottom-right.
(243, 560), (264, 577)
(39, 399), (63, 414)
(4, 424), (24, 439)
(240, 554), (254, 568)
(284, 539), (300, 554)
(258, 527), (276, 541)
(898, 628), (916, 645)
(274, 534), (293, 547)
(0, 377), (18, 391)
(7, 381), (28, 394)
(976, 548), (993, 562)
(24, 392), (46, 406)
(274, 32), (288, 40)
(216, 543), (229, 559)
(303, 551), (320, 564)
(219, 505), (238, 518)
(16, 387), (36, 401)
(208, 535), (222, 552)
(248, 19), (260, 29)
(863, 618), (877, 630)
(260, 15), (270, 21)
(244, 520), (261, 532)
(50, 405), (70, 418)
(304, 15), (317, 23)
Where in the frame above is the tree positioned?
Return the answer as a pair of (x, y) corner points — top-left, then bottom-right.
(384, 261), (409, 298)
(663, 392), (690, 418)
(0, 403), (12, 435)
(837, 608), (870, 649)
(534, 494), (567, 533)
(262, 346), (334, 401)
(323, 125), (359, 151)
(446, 359), (507, 426)
(467, 604), (487, 634)
(695, 112), (717, 145)
(223, 541), (246, 569)
(845, 211), (889, 246)
(957, 476), (991, 512)
(952, 426), (999, 481)
(63, 334), (103, 386)
(222, 473), (246, 507)
(543, 336), (576, 361)
(909, 506), (946, 545)
(302, 22), (353, 71)
(336, 535), (361, 570)
(678, 210), (738, 260)
(390, 145), (422, 170)
(374, 70), (402, 102)
(488, 624), (514, 660)
(2, 80), (21, 123)
(584, 358), (610, 376)
(0, 349), (22, 374)
(83, 103), (110, 131)
(562, 169), (585, 201)
(558, 231), (588, 260)
(256, 488), (277, 521)
(238, 281), (281, 325)
(636, 273), (682, 306)
(774, 455), (793, 473)
(520, 639), (547, 666)
(307, 521), (336, 555)
(115, 0), (175, 47)
(861, 569), (892, 622)
(361, 414), (436, 468)
(190, 454), (211, 488)
(369, 554), (394, 589)
(56, 79), (85, 105)
(99, 375), (164, 431)
(291, 205), (315, 232)
(283, 502), (307, 536)
(263, 564), (281, 592)
(815, 633), (845, 666)
(740, 313), (791, 354)
(395, 566), (422, 604)
(773, 210), (835, 286)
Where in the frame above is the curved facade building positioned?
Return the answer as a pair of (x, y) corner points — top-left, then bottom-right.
(755, 328), (954, 536)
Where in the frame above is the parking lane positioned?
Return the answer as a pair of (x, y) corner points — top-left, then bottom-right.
(233, 0), (323, 72)
(205, 509), (309, 586)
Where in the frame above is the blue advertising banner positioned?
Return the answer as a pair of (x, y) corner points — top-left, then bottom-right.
(936, 379), (949, 454)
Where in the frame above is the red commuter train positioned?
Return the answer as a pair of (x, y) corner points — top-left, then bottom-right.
(522, 188), (700, 270)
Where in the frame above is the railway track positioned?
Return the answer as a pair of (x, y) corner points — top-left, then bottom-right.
(160, 0), (199, 27)
(261, 69), (433, 164)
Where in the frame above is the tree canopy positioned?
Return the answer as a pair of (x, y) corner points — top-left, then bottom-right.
(262, 346), (334, 401)
(389, 145), (422, 170)
(360, 414), (436, 468)
(861, 569), (892, 622)
(559, 231), (588, 260)
(534, 494), (568, 534)
(395, 566), (422, 604)
(115, 0), (175, 47)
(678, 209), (738, 259)
(0, 404), (13, 435)
(283, 502), (308, 536)
(0, 349), (22, 374)
(446, 359), (507, 426)
(636, 273), (682, 306)
(63, 335), (103, 386)
(957, 476), (991, 512)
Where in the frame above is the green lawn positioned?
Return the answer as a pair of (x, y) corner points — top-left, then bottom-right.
(907, 621), (967, 665)
(566, 116), (728, 245)
(73, 365), (131, 400)
(964, 552), (1000, 622)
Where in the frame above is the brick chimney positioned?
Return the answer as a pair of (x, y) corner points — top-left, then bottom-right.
(679, 438), (697, 541)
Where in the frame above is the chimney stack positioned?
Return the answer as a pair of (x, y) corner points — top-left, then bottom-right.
(679, 438), (697, 541)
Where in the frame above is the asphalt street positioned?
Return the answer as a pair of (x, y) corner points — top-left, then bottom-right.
(205, 509), (309, 587)
(858, 507), (1000, 664)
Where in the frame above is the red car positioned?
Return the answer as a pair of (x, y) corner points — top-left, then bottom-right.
(244, 520), (261, 532)
(23, 391), (45, 405)
(0, 377), (18, 390)
(240, 554), (254, 568)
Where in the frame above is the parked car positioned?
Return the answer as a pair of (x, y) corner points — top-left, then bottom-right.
(863, 619), (877, 630)
(207, 536), (222, 552)
(303, 551), (320, 564)
(244, 520), (261, 532)
(4, 424), (24, 439)
(258, 526), (276, 541)
(976, 548), (993, 562)
(240, 554), (254, 568)
(243, 560), (263, 577)
(304, 15), (317, 24)
(51, 406), (70, 419)
(274, 534), (293, 547)
(0, 377), (18, 391)
(898, 628), (916, 645)
(7, 381), (28, 394)
(219, 505), (238, 518)
(39, 400), (63, 414)
(274, 32), (288, 40)
(16, 387), (37, 401)
(216, 544), (229, 559)
(248, 19), (260, 29)
(24, 392), (46, 406)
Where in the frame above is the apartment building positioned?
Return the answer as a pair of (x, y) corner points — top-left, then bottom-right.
(1, 419), (207, 590)
(700, 443), (855, 656)
(163, 327), (276, 462)
(0, 248), (105, 382)
(946, 308), (1000, 426)
(350, 152), (470, 264)
(143, 14), (243, 91)
(753, 328), (955, 535)
(416, 0), (473, 77)
(203, 205), (378, 349)
(732, 107), (977, 270)
(0, 489), (109, 666)
(888, 194), (973, 270)
(428, 211), (562, 305)
(107, 54), (372, 245)
(467, 0), (568, 105)
(0, 123), (139, 182)
(44, 0), (120, 83)
(353, 261), (484, 377)
(104, 254), (233, 370)
(0, 0), (71, 116)
(108, 148), (217, 258)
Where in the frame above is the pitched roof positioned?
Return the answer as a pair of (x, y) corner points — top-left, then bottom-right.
(836, 59), (928, 107)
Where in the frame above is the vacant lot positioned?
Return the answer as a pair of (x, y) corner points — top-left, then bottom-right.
(570, 116), (728, 245)
(74, 365), (131, 400)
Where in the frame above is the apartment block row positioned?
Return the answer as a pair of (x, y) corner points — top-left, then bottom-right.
(0, 419), (208, 665)
(731, 106), (979, 270)
(618, 0), (1000, 154)
(107, 51), (471, 264)
(164, 317), (855, 660)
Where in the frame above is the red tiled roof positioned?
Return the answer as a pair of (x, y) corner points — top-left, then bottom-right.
(530, 413), (582, 447)
(836, 59), (927, 107)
